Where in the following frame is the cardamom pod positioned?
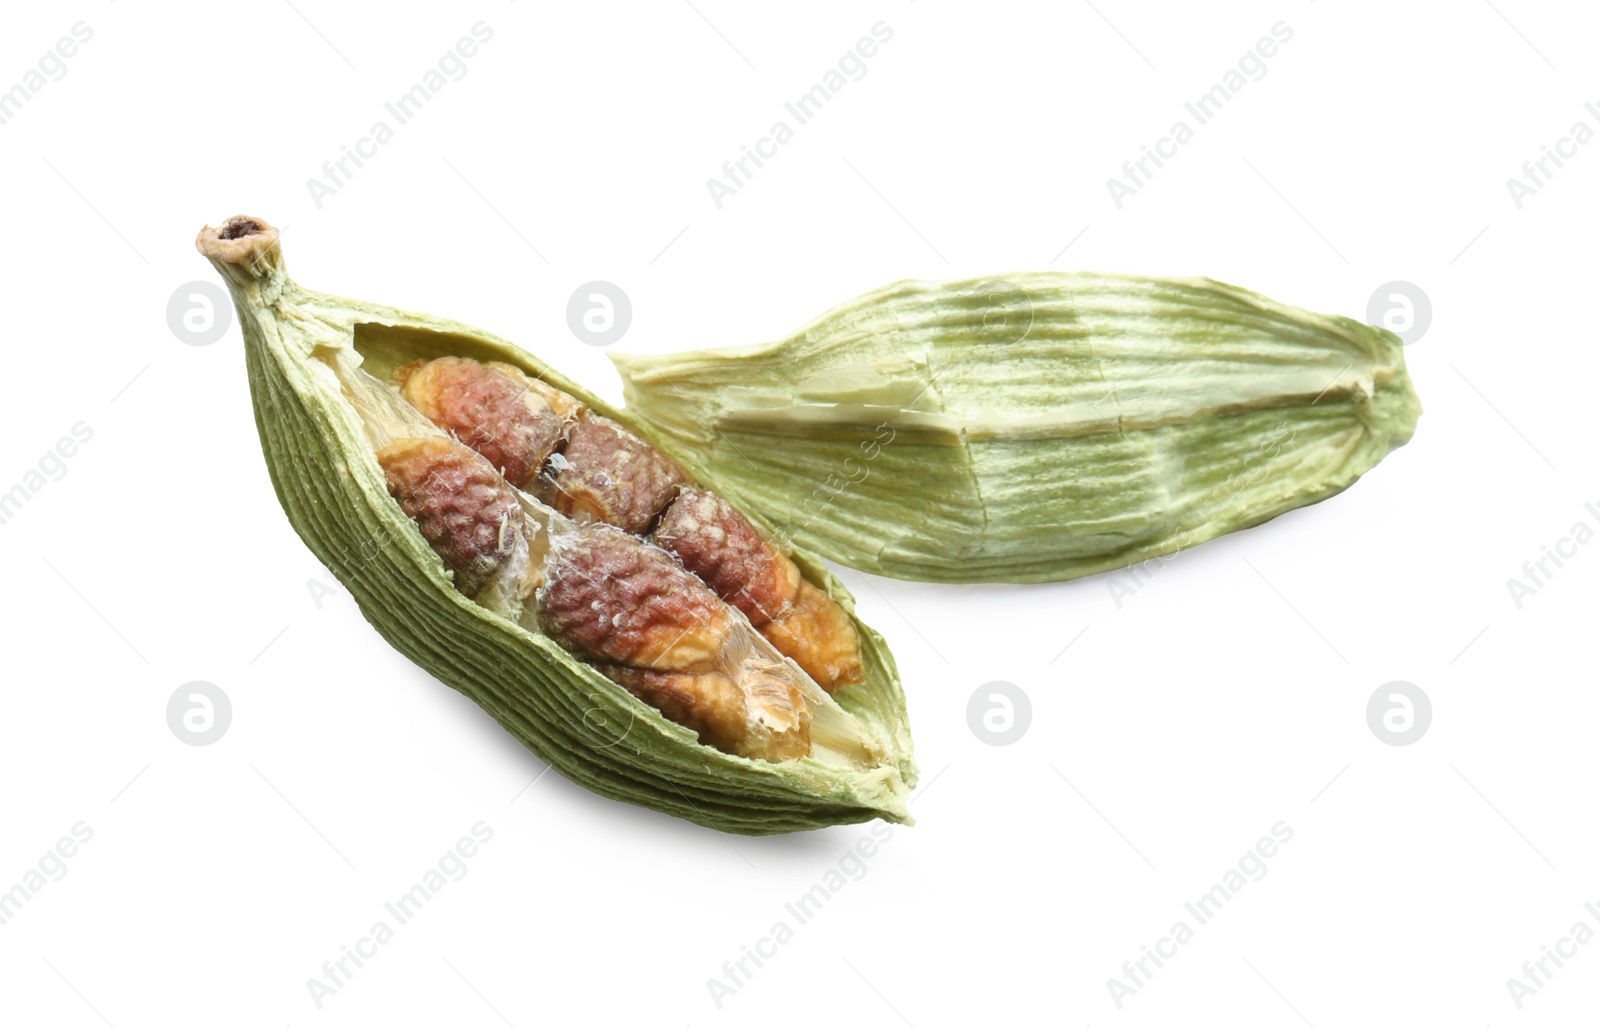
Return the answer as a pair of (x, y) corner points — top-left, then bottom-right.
(195, 216), (914, 835)
(611, 275), (1423, 584)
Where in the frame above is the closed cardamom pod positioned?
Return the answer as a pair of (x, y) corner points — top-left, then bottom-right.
(612, 275), (1422, 584)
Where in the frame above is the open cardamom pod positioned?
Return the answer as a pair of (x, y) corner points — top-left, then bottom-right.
(196, 216), (914, 835)
(612, 275), (1422, 583)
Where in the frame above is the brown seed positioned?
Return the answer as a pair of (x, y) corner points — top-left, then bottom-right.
(653, 487), (800, 627)
(486, 361), (586, 422)
(760, 579), (865, 691)
(376, 436), (522, 599)
(537, 526), (731, 671)
(396, 357), (566, 488)
(601, 665), (810, 762)
(543, 416), (687, 534)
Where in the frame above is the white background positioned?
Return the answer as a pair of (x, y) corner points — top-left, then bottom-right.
(1, 1), (1594, 1024)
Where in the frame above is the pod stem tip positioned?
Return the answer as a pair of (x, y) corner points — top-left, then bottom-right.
(195, 214), (284, 282)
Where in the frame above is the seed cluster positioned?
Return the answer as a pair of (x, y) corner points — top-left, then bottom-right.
(395, 356), (864, 692)
(378, 357), (863, 761)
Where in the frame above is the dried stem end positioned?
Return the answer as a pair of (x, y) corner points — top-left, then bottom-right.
(194, 215), (283, 281)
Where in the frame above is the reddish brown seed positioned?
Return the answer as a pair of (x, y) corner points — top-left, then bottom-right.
(396, 357), (565, 488)
(486, 361), (586, 423)
(759, 579), (865, 692)
(376, 436), (522, 599)
(653, 488), (800, 627)
(543, 416), (687, 534)
(537, 527), (731, 671)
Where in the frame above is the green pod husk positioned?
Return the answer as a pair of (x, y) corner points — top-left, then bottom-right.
(612, 274), (1422, 584)
(197, 217), (914, 835)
